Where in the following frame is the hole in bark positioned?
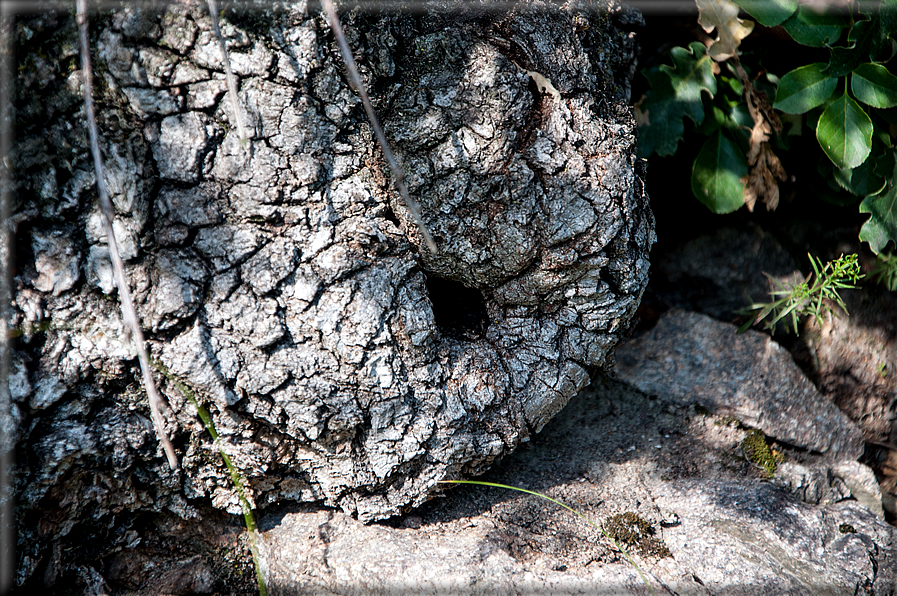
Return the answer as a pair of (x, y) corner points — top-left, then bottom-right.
(425, 275), (489, 340)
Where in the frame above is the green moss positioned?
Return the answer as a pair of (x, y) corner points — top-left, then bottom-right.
(602, 512), (671, 559)
(839, 523), (856, 534)
(742, 429), (778, 477)
(715, 415), (742, 427)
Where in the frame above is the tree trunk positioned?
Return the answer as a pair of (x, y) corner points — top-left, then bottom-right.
(10, 0), (652, 585)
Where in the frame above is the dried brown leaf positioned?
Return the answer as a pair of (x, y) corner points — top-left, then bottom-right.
(742, 143), (786, 211)
(695, 0), (755, 62)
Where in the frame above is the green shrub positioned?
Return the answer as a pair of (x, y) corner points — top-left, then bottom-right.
(636, 0), (897, 256)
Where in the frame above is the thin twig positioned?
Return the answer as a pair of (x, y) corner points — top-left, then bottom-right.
(206, 0), (249, 145)
(320, 0), (437, 254)
(76, 0), (178, 470)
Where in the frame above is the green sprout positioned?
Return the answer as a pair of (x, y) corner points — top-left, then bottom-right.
(155, 361), (268, 596)
(738, 253), (863, 335)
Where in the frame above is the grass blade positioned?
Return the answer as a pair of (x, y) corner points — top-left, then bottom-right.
(439, 480), (658, 596)
(156, 362), (268, 596)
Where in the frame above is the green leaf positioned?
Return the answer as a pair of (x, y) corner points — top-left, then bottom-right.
(834, 129), (891, 196)
(816, 91), (873, 169)
(834, 160), (887, 196)
(858, 0), (897, 62)
(851, 63), (897, 108)
(859, 172), (897, 254)
(774, 63), (838, 114)
(691, 131), (748, 214)
(695, 104), (727, 136)
(782, 4), (847, 47)
(734, 0), (797, 27)
(826, 16), (875, 77)
(815, 156), (865, 206)
(637, 42), (717, 157)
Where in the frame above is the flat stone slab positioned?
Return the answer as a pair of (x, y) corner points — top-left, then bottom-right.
(614, 309), (865, 460)
(651, 480), (891, 596)
(260, 507), (663, 596)
(258, 379), (895, 595)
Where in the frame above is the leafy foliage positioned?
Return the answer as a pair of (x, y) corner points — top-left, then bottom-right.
(859, 162), (897, 253)
(738, 253), (864, 335)
(636, 42), (717, 157)
(816, 90), (874, 169)
(734, 0), (797, 27)
(637, 0), (897, 255)
(773, 63), (837, 113)
(691, 130), (748, 212)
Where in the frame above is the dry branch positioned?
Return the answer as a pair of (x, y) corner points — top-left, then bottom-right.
(76, 0), (178, 470)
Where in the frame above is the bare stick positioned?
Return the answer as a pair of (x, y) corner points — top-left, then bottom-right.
(76, 0), (178, 470)
(320, 0), (437, 254)
(206, 0), (249, 145)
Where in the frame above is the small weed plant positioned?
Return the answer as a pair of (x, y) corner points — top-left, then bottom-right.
(155, 362), (269, 596)
(738, 252), (863, 334)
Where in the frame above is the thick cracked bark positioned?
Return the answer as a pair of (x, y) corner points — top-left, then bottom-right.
(10, 0), (652, 582)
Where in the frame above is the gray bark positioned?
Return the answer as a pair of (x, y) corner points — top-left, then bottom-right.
(9, 0), (652, 584)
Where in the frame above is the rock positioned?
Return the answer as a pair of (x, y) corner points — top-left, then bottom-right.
(651, 480), (893, 595)
(651, 223), (801, 324)
(776, 460), (884, 519)
(645, 220), (897, 520)
(258, 379), (897, 596)
(260, 506), (669, 596)
(800, 286), (897, 518)
(11, 0), (652, 588)
(614, 309), (865, 460)
(809, 298), (897, 446)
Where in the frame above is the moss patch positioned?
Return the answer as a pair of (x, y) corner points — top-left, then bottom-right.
(741, 429), (779, 477)
(602, 512), (671, 559)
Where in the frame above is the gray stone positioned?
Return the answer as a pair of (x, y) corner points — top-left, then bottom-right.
(651, 480), (893, 596)
(776, 460), (884, 519)
(260, 507), (669, 596)
(614, 309), (865, 460)
(651, 223), (802, 324)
